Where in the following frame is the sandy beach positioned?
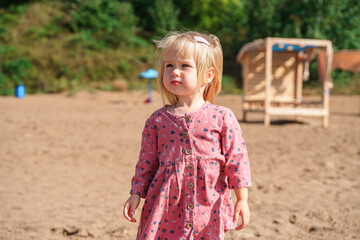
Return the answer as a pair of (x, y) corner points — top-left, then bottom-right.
(1, 90), (359, 240)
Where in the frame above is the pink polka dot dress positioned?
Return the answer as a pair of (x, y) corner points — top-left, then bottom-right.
(130, 101), (251, 240)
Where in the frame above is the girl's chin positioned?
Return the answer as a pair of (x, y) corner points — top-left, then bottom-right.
(165, 85), (182, 93)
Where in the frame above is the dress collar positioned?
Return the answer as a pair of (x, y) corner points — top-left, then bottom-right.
(163, 101), (210, 119)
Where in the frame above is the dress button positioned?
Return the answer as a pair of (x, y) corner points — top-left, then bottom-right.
(187, 164), (193, 171)
(187, 183), (194, 189)
(185, 149), (191, 155)
(186, 223), (193, 229)
(185, 117), (190, 123)
(183, 132), (188, 138)
(187, 203), (194, 209)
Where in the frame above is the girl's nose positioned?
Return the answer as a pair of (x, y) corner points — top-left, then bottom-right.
(171, 68), (180, 77)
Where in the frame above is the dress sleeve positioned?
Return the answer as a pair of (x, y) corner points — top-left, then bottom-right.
(221, 109), (251, 189)
(130, 119), (159, 198)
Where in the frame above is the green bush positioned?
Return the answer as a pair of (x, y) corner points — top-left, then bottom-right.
(64, 0), (143, 48)
(0, 72), (12, 95)
(331, 71), (360, 95)
(221, 75), (242, 94)
(66, 30), (106, 50)
(39, 19), (63, 38)
(0, 46), (32, 95)
(0, 9), (18, 40)
(2, 58), (32, 85)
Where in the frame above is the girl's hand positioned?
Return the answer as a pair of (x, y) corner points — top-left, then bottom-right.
(233, 199), (250, 230)
(123, 194), (141, 222)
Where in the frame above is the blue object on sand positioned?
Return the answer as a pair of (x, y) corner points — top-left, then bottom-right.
(15, 84), (26, 98)
(139, 69), (158, 104)
(139, 68), (158, 79)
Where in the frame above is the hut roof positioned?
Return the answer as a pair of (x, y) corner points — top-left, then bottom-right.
(236, 37), (332, 63)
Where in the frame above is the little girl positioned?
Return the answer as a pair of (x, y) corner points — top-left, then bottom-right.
(123, 31), (251, 240)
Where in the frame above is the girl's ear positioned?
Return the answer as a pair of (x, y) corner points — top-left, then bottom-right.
(204, 67), (215, 84)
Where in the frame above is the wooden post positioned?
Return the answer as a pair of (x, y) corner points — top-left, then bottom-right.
(322, 41), (333, 128)
(243, 110), (247, 122)
(295, 55), (304, 103)
(295, 53), (304, 122)
(264, 38), (273, 126)
(242, 54), (249, 122)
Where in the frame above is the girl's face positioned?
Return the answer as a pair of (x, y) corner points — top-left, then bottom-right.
(163, 47), (200, 99)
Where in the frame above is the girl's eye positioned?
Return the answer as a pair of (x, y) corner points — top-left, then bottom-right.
(166, 64), (173, 68)
(182, 64), (191, 67)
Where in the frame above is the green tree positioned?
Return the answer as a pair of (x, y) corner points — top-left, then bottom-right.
(172, 0), (247, 57)
(127, 0), (156, 33)
(243, 0), (360, 50)
(64, 0), (142, 48)
(320, 0), (360, 50)
(149, 0), (179, 36)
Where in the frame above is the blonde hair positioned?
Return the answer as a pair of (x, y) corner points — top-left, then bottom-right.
(155, 31), (223, 105)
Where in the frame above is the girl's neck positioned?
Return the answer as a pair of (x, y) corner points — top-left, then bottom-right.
(173, 96), (206, 115)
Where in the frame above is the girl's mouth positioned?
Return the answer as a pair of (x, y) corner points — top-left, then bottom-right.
(171, 80), (181, 86)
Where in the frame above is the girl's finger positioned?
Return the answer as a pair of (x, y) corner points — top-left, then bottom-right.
(130, 203), (137, 216)
(236, 213), (250, 230)
(233, 212), (239, 223)
(235, 219), (245, 230)
(236, 224), (244, 230)
(123, 202), (133, 222)
(233, 203), (241, 223)
(129, 207), (137, 222)
(123, 203), (130, 220)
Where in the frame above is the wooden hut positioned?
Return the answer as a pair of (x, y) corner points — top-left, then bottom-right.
(236, 37), (333, 127)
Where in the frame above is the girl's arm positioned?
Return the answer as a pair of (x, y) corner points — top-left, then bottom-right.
(130, 119), (159, 197)
(220, 109), (251, 229)
(233, 188), (250, 230)
(124, 118), (158, 222)
(221, 109), (251, 189)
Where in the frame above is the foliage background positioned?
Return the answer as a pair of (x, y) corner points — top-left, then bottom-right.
(0, 0), (359, 95)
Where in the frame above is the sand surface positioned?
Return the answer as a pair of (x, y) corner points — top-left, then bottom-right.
(1, 91), (359, 240)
